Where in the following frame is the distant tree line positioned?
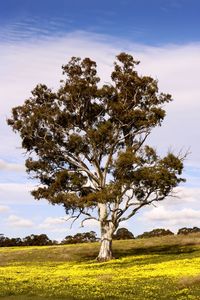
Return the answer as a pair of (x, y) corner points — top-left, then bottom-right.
(0, 231), (98, 247)
(1, 227), (200, 247)
(135, 227), (200, 239)
(113, 226), (200, 239)
(0, 234), (55, 247)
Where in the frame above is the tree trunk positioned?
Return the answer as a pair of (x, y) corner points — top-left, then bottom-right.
(97, 221), (114, 262)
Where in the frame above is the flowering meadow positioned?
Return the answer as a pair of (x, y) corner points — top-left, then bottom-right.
(1, 235), (200, 299)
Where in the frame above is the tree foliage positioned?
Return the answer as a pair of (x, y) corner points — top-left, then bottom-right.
(61, 231), (98, 244)
(22, 234), (53, 246)
(8, 52), (185, 260)
(113, 228), (134, 240)
(0, 234), (54, 247)
(137, 228), (174, 239)
(177, 227), (200, 235)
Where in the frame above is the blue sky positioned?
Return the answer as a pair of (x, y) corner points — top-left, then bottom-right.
(1, 0), (200, 241)
(1, 0), (200, 44)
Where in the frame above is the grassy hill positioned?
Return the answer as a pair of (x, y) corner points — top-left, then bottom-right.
(1, 234), (200, 299)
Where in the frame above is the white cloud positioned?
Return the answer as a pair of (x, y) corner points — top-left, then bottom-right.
(83, 219), (99, 227)
(38, 216), (70, 233)
(38, 217), (66, 229)
(0, 183), (37, 204)
(1, 32), (200, 167)
(135, 44), (200, 163)
(162, 186), (200, 207)
(143, 206), (200, 222)
(135, 185), (200, 233)
(0, 32), (117, 114)
(48, 228), (68, 233)
(0, 159), (25, 172)
(7, 214), (34, 228)
(176, 187), (200, 203)
(0, 205), (10, 213)
(38, 215), (99, 233)
(140, 205), (200, 233)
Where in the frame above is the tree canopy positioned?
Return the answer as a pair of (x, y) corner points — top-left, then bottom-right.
(8, 52), (185, 261)
(113, 228), (134, 240)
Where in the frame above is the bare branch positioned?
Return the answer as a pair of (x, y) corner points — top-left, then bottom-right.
(65, 153), (100, 186)
(118, 195), (166, 223)
(61, 214), (81, 229)
(61, 207), (85, 228)
(80, 217), (98, 228)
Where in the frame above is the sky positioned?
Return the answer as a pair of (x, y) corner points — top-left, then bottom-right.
(1, 0), (200, 241)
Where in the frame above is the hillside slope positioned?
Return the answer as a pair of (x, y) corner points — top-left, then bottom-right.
(1, 234), (200, 299)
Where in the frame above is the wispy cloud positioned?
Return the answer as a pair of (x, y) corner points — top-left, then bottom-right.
(0, 17), (73, 44)
(142, 206), (200, 227)
(38, 216), (72, 234)
(7, 214), (34, 228)
(1, 32), (200, 167)
(0, 183), (37, 204)
(162, 186), (200, 207)
(38, 215), (99, 232)
(136, 185), (200, 233)
(38, 217), (66, 230)
(0, 159), (25, 172)
(83, 219), (99, 228)
(0, 205), (10, 213)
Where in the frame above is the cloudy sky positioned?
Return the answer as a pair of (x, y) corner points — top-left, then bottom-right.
(1, 0), (200, 241)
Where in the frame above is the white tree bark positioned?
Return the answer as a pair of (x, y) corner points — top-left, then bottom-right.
(97, 203), (115, 261)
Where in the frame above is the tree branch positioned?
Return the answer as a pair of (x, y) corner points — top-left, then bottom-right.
(80, 217), (98, 228)
(118, 195), (165, 223)
(65, 153), (100, 186)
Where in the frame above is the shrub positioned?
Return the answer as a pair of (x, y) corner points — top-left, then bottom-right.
(0, 234), (23, 247)
(61, 231), (98, 244)
(137, 228), (174, 239)
(22, 234), (53, 246)
(113, 228), (134, 240)
(177, 227), (200, 235)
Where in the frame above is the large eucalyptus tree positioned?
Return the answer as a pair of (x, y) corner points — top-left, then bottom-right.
(8, 53), (185, 261)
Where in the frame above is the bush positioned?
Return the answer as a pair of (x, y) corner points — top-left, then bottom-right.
(61, 231), (98, 244)
(23, 234), (53, 246)
(113, 228), (134, 240)
(137, 228), (174, 239)
(0, 234), (23, 247)
(177, 227), (200, 235)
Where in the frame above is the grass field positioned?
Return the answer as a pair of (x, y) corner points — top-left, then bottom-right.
(1, 234), (200, 299)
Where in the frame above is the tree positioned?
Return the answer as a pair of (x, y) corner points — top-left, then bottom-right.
(8, 53), (185, 261)
(177, 227), (200, 235)
(137, 228), (174, 239)
(0, 235), (23, 247)
(61, 231), (98, 244)
(0, 234), (7, 247)
(113, 228), (134, 240)
(23, 234), (52, 246)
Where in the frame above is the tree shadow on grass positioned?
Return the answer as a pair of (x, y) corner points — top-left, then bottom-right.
(112, 243), (198, 266)
(74, 242), (199, 265)
(116, 244), (196, 256)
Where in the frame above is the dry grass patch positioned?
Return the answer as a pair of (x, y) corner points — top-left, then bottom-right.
(97, 274), (114, 282)
(179, 275), (200, 288)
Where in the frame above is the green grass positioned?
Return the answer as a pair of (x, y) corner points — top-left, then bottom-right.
(1, 234), (200, 299)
